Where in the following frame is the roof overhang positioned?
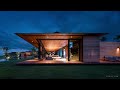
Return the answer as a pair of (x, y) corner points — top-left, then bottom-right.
(15, 33), (108, 51)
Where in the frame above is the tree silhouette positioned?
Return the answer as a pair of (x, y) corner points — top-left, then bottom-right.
(113, 35), (120, 42)
(100, 36), (107, 41)
(2, 47), (9, 59)
(31, 47), (37, 57)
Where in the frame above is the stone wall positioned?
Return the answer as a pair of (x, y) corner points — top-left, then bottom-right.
(100, 42), (120, 59)
(83, 36), (100, 63)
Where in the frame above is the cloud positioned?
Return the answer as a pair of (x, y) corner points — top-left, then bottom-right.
(0, 11), (120, 48)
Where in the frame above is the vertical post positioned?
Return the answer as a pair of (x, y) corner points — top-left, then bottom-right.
(42, 46), (45, 59)
(68, 39), (70, 61)
(38, 42), (41, 60)
(79, 39), (80, 61)
(79, 38), (83, 62)
(40, 42), (43, 59)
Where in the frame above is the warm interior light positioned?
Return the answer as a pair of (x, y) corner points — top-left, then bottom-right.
(46, 36), (49, 38)
(41, 40), (68, 51)
(63, 49), (66, 58)
(117, 47), (120, 52)
(116, 47), (120, 55)
(32, 41), (33, 42)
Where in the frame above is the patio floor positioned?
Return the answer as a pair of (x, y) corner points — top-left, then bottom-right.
(16, 59), (120, 65)
(16, 59), (83, 65)
(100, 60), (120, 64)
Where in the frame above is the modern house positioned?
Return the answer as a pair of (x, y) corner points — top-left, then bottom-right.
(15, 33), (107, 63)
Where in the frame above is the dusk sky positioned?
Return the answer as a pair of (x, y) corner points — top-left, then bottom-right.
(0, 11), (120, 49)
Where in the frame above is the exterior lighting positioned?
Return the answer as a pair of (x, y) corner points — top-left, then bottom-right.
(116, 47), (120, 56)
(116, 47), (120, 52)
(6, 56), (10, 60)
(46, 36), (49, 38)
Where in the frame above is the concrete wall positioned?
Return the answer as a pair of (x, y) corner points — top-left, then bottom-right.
(100, 42), (120, 59)
(83, 36), (100, 63)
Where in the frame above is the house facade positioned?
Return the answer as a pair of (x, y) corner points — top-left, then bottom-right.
(16, 33), (107, 63)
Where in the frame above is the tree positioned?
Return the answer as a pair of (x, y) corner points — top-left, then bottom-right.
(16, 52), (20, 59)
(113, 35), (120, 42)
(2, 47), (9, 59)
(31, 47), (37, 57)
(100, 36), (107, 41)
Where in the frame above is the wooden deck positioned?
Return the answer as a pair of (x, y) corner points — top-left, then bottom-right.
(100, 60), (120, 64)
(16, 59), (120, 65)
(16, 59), (83, 65)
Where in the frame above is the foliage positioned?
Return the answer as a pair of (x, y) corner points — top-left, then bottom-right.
(16, 52), (20, 58)
(100, 36), (107, 41)
(113, 35), (120, 42)
(31, 47), (37, 56)
(3, 47), (9, 53)
(2, 47), (9, 59)
(31, 47), (37, 52)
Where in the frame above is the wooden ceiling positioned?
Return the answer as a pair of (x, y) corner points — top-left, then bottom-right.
(15, 33), (107, 52)
(40, 40), (68, 52)
(15, 33), (83, 48)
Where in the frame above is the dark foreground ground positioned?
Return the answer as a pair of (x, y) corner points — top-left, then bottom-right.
(0, 59), (120, 79)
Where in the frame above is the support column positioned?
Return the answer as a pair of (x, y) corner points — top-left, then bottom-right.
(40, 44), (43, 59)
(68, 39), (70, 61)
(42, 47), (45, 59)
(38, 42), (41, 60)
(79, 38), (83, 62)
(79, 39), (80, 61)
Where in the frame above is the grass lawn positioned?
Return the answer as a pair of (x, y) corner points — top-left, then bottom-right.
(0, 56), (4, 59)
(0, 59), (120, 79)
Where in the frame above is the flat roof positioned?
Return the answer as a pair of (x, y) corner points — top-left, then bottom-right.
(15, 33), (108, 36)
(15, 33), (108, 49)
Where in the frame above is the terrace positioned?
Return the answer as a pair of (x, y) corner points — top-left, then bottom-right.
(16, 58), (120, 65)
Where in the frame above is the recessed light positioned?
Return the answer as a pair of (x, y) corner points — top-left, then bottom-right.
(46, 36), (49, 38)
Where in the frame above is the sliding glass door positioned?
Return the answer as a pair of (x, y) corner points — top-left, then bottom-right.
(69, 39), (80, 61)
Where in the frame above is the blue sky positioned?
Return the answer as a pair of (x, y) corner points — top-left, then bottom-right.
(0, 11), (120, 49)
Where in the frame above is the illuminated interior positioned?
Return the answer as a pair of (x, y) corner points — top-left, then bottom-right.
(38, 39), (69, 62)
(15, 33), (107, 63)
(69, 40), (79, 61)
(37, 39), (80, 62)
(41, 40), (68, 52)
(116, 47), (120, 56)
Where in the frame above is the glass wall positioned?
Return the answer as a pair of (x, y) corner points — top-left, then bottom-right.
(69, 40), (80, 61)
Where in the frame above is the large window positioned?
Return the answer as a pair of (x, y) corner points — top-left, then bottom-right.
(69, 40), (79, 61)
